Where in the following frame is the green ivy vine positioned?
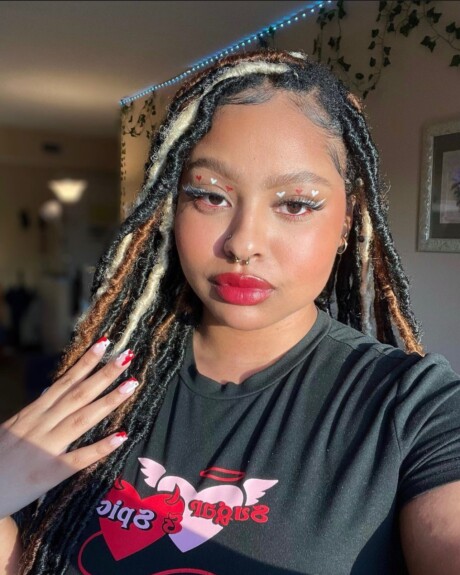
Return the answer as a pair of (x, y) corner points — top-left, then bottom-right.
(312, 0), (460, 98)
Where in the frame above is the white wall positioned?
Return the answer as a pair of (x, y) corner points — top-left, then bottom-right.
(275, 0), (460, 370)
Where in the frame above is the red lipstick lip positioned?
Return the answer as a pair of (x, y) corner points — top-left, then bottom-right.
(211, 274), (274, 306)
(212, 273), (273, 289)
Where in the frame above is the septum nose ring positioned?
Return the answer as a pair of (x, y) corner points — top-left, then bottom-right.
(226, 235), (251, 266)
(232, 255), (251, 266)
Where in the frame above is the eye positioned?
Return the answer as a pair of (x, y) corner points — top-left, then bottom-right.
(205, 193), (228, 207)
(280, 201), (312, 215)
(276, 198), (324, 218)
(181, 185), (230, 211)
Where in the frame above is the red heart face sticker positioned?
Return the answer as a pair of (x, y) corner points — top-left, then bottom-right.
(196, 175), (202, 181)
(225, 185), (233, 192)
(295, 188), (303, 194)
(98, 479), (184, 560)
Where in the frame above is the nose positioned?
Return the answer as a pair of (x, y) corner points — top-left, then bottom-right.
(223, 208), (266, 265)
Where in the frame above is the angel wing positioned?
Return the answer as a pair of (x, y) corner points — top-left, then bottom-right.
(242, 478), (278, 505)
(138, 457), (167, 489)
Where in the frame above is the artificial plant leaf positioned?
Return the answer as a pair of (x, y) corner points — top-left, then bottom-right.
(400, 24), (411, 37)
(408, 9), (420, 28)
(421, 35), (437, 52)
(337, 56), (351, 71)
(426, 7), (442, 23)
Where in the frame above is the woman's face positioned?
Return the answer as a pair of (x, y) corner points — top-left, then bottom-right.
(174, 91), (350, 334)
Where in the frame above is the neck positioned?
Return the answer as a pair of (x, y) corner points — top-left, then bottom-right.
(193, 307), (318, 384)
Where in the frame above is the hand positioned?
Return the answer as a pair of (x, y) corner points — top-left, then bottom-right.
(0, 338), (138, 519)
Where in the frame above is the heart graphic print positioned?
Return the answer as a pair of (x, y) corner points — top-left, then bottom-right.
(88, 460), (278, 564)
(98, 479), (185, 560)
(157, 475), (244, 552)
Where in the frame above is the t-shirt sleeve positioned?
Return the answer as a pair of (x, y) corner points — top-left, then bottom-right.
(394, 353), (460, 507)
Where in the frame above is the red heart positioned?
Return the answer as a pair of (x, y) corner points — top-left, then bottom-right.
(225, 185), (233, 192)
(99, 479), (184, 560)
(196, 175), (202, 181)
(295, 188), (303, 194)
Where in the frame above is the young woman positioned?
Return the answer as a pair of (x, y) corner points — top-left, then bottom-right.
(1, 49), (460, 575)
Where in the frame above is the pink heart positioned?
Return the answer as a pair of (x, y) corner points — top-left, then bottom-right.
(157, 476), (244, 551)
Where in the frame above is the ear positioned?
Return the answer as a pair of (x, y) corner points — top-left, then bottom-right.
(341, 194), (356, 241)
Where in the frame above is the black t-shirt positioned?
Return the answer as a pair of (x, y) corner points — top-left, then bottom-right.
(65, 311), (460, 574)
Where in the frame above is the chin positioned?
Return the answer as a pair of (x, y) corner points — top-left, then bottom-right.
(204, 303), (279, 332)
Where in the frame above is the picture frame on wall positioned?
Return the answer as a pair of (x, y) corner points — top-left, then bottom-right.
(418, 119), (460, 253)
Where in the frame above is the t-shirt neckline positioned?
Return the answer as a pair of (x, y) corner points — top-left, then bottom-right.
(179, 309), (331, 399)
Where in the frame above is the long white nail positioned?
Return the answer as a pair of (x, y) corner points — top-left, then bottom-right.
(109, 432), (128, 446)
(115, 349), (135, 367)
(91, 337), (111, 355)
(118, 377), (139, 395)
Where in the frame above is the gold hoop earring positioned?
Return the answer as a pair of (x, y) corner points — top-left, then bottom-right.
(337, 238), (348, 255)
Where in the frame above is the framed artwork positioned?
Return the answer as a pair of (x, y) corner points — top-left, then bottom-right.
(418, 119), (460, 252)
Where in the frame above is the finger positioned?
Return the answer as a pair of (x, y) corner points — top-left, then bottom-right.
(59, 431), (129, 475)
(51, 376), (139, 450)
(61, 337), (113, 387)
(45, 349), (136, 425)
(39, 337), (112, 406)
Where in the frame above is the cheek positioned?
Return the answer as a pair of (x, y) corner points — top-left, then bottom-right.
(288, 236), (336, 283)
(276, 212), (344, 287)
(174, 210), (217, 275)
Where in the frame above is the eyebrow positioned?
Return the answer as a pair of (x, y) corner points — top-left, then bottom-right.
(264, 170), (333, 190)
(185, 157), (333, 189)
(185, 158), (236, 182)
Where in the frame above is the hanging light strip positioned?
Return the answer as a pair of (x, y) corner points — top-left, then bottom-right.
(120, 0), (332, 105)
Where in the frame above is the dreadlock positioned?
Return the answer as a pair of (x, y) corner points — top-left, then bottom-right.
(18, 48), (423, 574)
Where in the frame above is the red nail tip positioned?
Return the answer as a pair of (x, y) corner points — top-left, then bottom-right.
(96, 336), (108, 344)
(115, 431), (127, 438)
(121, 350), (136, 366)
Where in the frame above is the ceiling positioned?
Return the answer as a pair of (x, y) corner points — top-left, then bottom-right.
(0, 0), (311, 137)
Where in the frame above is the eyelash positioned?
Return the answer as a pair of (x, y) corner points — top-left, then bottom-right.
(182, 185), (229, 211)
(181, 184), (325, 220)
(277, 198), (325, 219)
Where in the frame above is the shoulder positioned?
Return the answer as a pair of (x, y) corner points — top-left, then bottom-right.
(326, 312), (455, 367)
(324, 313), (409, 360)
(315, 311), (459, 399)
(318, 312), (420, 376)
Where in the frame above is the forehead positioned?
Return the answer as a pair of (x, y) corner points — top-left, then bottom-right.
(187, 92), (346, 179)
